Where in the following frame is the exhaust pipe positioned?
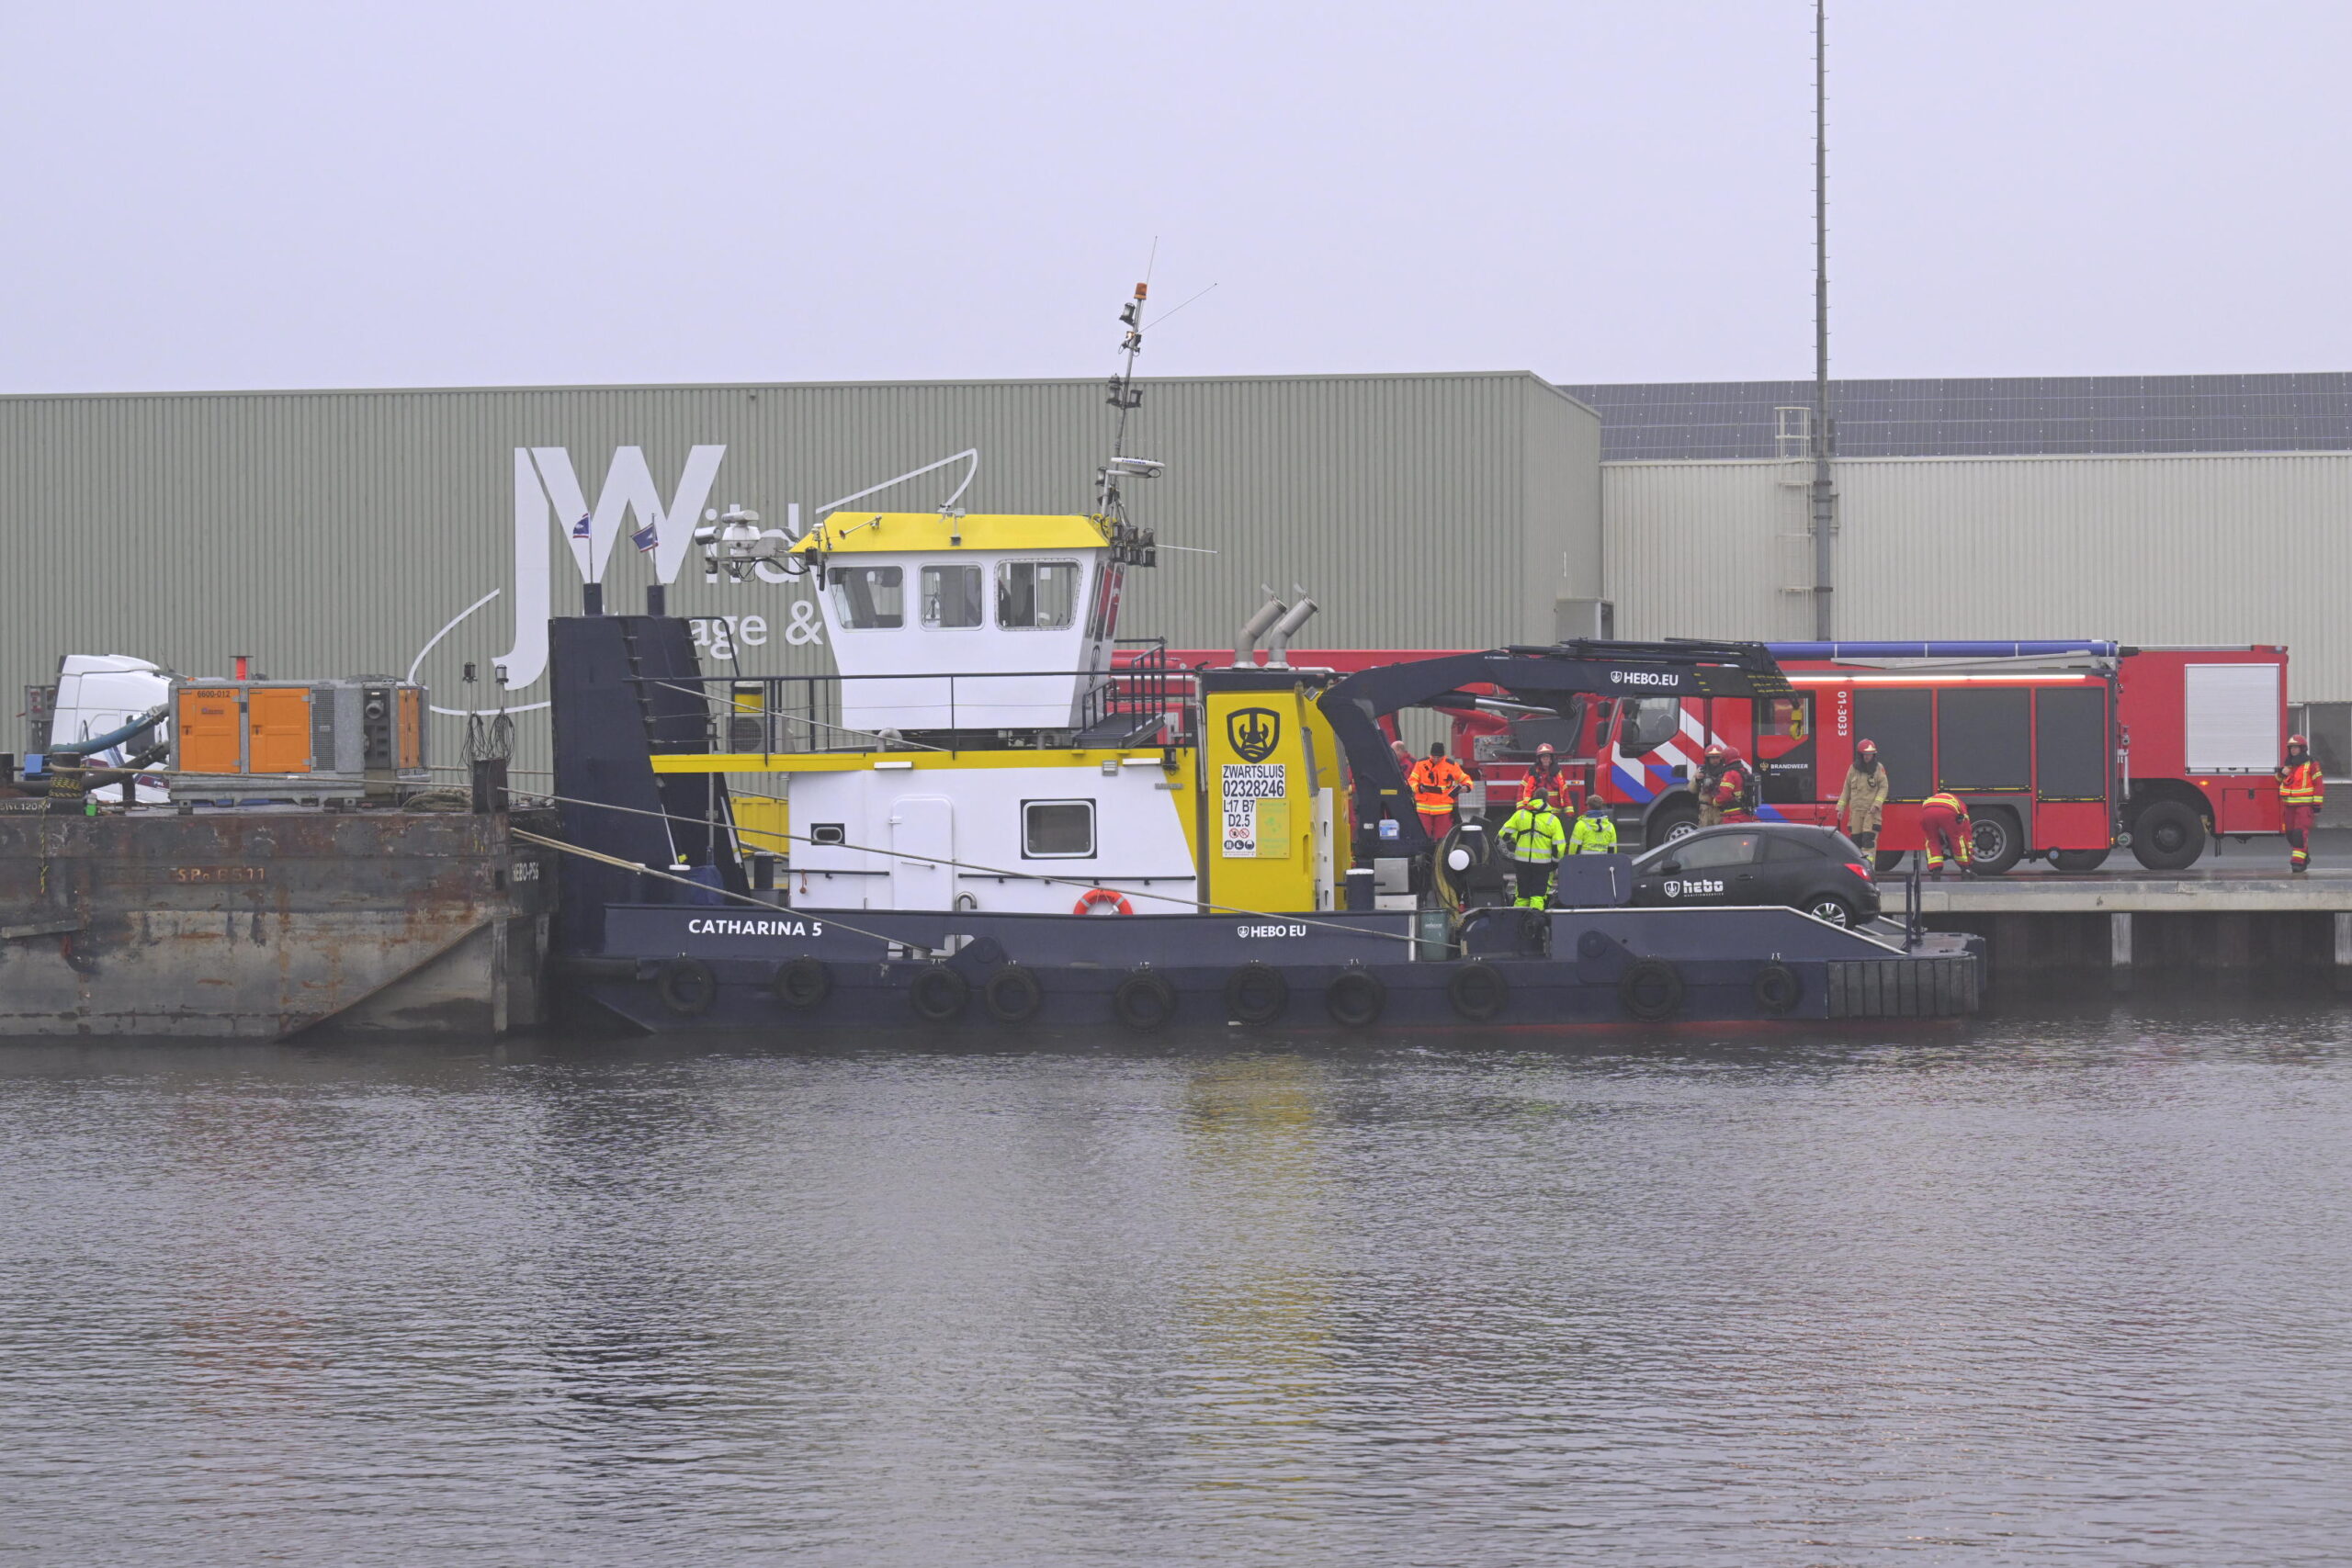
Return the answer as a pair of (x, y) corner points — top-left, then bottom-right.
(1263, 597), (1319, 668)
(1232, 596), (1287, 668)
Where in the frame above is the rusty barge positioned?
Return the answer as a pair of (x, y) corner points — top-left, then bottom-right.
(4, 654), (553, 1039)
(0, 803), (554, 1039)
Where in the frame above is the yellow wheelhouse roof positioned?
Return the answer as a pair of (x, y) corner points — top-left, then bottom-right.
(790, 512), (1113, 555)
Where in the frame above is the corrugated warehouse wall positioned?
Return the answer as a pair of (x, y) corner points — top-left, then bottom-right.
(0, 373), (1597, 773)
(1605, 451), (2352, 700)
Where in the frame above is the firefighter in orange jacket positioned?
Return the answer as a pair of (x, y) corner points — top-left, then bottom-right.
(1408, 742), (1472, 842)
(2278, 734), (2324, 874)
(1919, 790), (1972, 877)
(1521, 742), (1571, 815)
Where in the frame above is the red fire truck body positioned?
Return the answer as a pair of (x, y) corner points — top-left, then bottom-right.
(1153, 642), (2291, 874)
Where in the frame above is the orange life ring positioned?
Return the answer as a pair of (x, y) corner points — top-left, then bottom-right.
(1074, 887), (1135, 916)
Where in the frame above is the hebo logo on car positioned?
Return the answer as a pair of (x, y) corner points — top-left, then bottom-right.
(1662, 879), (1725, 897)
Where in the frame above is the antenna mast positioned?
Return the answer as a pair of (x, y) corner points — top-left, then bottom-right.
(1810, 0), (1838, 638)
(1095, 281), (1160, 566)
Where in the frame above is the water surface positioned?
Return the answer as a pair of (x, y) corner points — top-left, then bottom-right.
(6, 997), (2350, 1564)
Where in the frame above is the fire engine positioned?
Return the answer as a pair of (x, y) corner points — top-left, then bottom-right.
(1148, 642), (2291, 874)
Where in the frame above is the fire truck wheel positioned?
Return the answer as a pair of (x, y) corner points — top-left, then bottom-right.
(1873, 850), (1908, 875)
(1646, 802), (1700, 850)
(2049, 847), (2111, 872)
(1965, 807), (2024, 875)
(2130, 799), (2207, 871)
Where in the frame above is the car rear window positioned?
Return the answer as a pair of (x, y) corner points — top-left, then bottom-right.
(1761, 834), (1829, 863)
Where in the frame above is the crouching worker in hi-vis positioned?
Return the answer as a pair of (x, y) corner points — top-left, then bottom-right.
(1499, 795), (1567, 908)
(2278, 734), (2324, 874)
(1918, 791), (1972, 878)
(1569, 795), (1618, 854)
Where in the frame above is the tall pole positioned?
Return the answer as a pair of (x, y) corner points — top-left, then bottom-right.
(1811, 0), (1838, 639)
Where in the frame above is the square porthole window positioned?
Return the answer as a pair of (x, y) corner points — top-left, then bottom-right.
(1022, 799), (1094, 858)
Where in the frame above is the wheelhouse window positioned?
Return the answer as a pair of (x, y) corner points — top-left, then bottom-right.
(828, 565), (903, 629)
(1022, 799), (1095, 858)
(920, 564), (984, 628)
(997, 560), (1080, 629)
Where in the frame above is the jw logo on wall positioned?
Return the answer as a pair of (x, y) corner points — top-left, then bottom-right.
(409, 444), (979, 716)
(496, 445), (728, 694)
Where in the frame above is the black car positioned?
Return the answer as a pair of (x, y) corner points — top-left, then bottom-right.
(1628, 823), (1881, 928)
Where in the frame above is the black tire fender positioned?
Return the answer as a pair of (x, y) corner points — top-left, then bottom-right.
(1752, 962), (1802, 1015)
(1445, 961), (1510, 1021)
(1112, 969), (1178, 1031)
(1223, 963), (1289, 1025)
(1619, 957), (1684, 1021)
(771, 955), (831, 1010)
(983, 964), (1043, 1024)
(1326, 968), (1387, 1027)
(655, 957), (718, 1017)
(909, 963), (971, 1021)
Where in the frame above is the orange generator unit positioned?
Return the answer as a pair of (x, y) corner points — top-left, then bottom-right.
(171, 677), (428, 801)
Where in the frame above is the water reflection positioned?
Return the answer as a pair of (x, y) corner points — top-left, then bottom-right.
(3, 1007), (2350, 1564)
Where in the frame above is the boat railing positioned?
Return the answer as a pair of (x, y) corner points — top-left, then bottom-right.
(634, 645), (1202, 755)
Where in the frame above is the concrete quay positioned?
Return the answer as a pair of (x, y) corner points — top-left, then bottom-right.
(1887, 866), (2352, 984)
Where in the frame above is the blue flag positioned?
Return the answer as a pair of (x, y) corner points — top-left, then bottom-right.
(630, 521), (659, 553)
(571, 513), (592, 539)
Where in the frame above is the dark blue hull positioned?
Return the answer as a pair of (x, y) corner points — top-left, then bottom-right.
(559, 904), (1984, 1034)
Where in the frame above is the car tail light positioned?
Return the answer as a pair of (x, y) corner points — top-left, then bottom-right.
(1844, 863), (1871, 879)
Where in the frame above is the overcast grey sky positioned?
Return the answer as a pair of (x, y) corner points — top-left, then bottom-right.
(4, 0), (2346, 393)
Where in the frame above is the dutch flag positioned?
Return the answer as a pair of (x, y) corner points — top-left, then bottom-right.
(630, 521), (659, 553)
(571, 513), (592, 539)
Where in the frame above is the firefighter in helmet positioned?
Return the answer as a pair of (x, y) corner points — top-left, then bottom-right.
(1919, 790), (1973, 877)
(1697, 743), (1755, 829)
(1521, 741), (1570, 815)
(2278, 733), (2325, 874)
(1837, 739), (1890, 856)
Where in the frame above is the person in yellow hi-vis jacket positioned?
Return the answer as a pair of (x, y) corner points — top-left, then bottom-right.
(1568, 796), (1618, 854)
(1498, 796), (1567, 908)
